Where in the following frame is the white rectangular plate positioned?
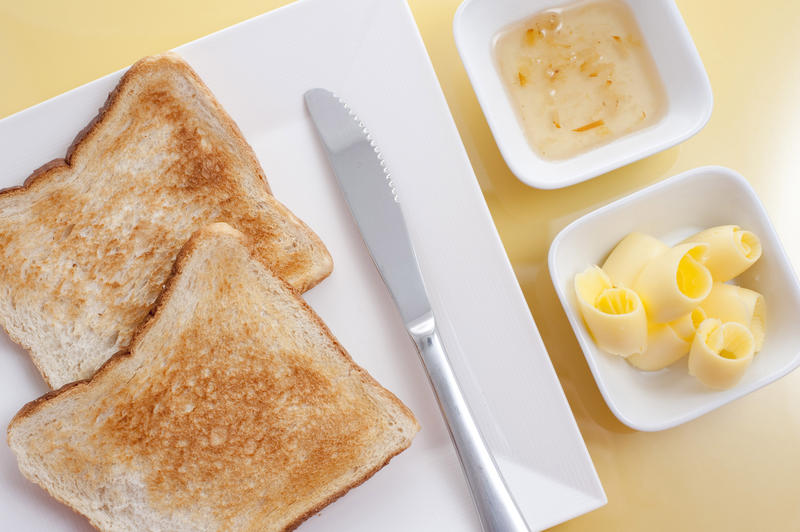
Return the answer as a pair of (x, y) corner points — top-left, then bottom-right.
(0, 0), (604, 529)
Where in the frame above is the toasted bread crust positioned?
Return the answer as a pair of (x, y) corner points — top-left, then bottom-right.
(8, 223), (417, 531)
(2, 54), (269, 198)
(282, 441), (413, 531)
(0, 53), (333, 388)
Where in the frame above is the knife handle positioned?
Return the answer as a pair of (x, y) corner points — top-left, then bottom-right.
(409, 314), (531, 532)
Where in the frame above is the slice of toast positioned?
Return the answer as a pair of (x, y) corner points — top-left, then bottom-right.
(7, 223), (418, 532)
(0, 53), (333, 388)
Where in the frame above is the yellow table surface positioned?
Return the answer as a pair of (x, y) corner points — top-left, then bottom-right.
(2, 0), (799, 530)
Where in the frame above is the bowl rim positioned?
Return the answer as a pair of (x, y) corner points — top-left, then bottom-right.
(453, 0), (714, 189)
(547, 165), (800, 431)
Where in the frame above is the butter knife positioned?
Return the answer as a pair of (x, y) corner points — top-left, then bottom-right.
(304, 88), (530, 532)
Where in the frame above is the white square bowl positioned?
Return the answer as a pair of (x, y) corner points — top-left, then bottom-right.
(454, 0), (713, 189)
(548, 166), (800, 431)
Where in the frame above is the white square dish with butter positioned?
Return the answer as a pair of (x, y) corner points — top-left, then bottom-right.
(548, 166), (800, 431)
(454, 0), (713, 189)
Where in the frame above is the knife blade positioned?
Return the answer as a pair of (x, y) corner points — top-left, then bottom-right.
(304, 88), (531, 532)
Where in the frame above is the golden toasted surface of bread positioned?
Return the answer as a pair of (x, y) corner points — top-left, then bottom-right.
(0, 53), (333, 388)
(7, 223), (418, 532)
